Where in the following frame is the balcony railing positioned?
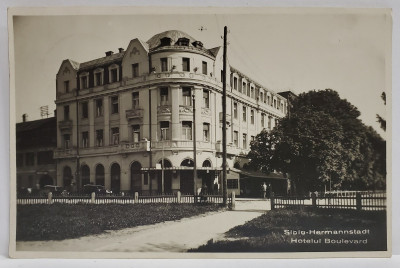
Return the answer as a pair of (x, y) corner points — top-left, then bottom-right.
(126, 108), (144, 121)
(58, 120), (73, 131)
(54, 141), (150, 159)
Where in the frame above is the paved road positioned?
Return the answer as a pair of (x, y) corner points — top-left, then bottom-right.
(16, 208), (264, 253)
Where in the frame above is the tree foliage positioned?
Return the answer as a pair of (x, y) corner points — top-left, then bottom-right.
(248, 89), (386, 193)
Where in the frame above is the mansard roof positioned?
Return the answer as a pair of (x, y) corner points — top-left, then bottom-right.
(78, 52), (125, 71)
(147, 30), (198, 50)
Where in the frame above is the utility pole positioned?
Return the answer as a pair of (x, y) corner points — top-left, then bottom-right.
(222, 26), (228, 206)
(192, 93), (197, 200)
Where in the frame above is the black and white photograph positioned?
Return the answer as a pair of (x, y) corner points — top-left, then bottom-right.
(7, 6), (392, 259)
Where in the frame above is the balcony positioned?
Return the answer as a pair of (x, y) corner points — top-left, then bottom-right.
(215, 142), (244, 156)
(157, 105), (172, 115)
(126, 108), (144, 121)
(58, 120), (73, 131)
(54, 141), (150, 159)
(152, 140), (214, 151)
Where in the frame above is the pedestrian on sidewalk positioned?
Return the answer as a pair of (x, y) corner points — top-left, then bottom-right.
(262, 182), (267, 198)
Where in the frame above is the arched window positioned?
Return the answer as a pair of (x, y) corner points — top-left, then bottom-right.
(130, 161), (142, 193)
(95, 164), (105, 186)
(111, 163), (121, 193)
(81, 165), (90, 186)
(63, 166), (72, 188)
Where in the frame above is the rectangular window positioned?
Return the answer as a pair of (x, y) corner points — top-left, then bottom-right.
(233, 77), (238, 90)
(96, 99), (103, 117)
(95, 72), (102, 86)
(132, 125), (140, 142)
(161, 58), (168, 72)
(181, 87), (192, 106)
(160, 121), (170, 140)
(202, 61), (207, 75)
(181, 121), (192, 140)
(37, 151), (54, 165)
(251, 136), (255, 142)
(260, 91), (264, 103)
(64, 80), (70, 93)
(233, 102), (238, 119)
(110, 68), (118, 83)
(261, 113), (265, 128)
(25, 152), (34, 166)
(81, 102), (88, 119)
(96, 129), (103, 147)
(144, 173), (149, 185)
(17, 153), (24, 167)
(233, 131), (239, 147)
(111, 96), (119, 114)
(268, 116), (272, 129)
(242, 106), (247, 122)
(250, 109), (255, 124)
(247, 85), (251, 97)
(221, 70), (224, 82)
(111, 127), (119, 145)
(63, 134), (70, 149)
(251, 87), (255, 99)
(243, 134), (247, 149)
(132, 63), (139, 78)
(242, 82), (246, 95)
(203, 89), (210, 108)
(81, 131), (89, 148)
(81, 76), (88, 89)
(160, 87), (169, 105)
(64, 105), (70, 120)
(227, 179), (239, 189)
(132, 92), (139, 109)
(182, 57), (190, 72)
(203, 123), (210, 142)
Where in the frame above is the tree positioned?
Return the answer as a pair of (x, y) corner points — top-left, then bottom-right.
(248, 89), (386, 193)
(376, 91), (386, 131)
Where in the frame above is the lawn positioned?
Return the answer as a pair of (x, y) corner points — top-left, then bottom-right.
(17, 203), (223, 241)
(190, 208), (387, 252)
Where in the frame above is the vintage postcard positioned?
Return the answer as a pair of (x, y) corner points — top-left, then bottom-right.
(8, 6), (392, 258)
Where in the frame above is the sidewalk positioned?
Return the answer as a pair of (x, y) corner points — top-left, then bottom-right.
(16, 210), (263, 252)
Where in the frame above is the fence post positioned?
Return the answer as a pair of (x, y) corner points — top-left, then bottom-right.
(356, 193), (362, 210)
(177, 191), (181, 203)
(134, 192), (139, 203)
(48, 192), (52, 205)
(270, 192), (275, 210)
(91, 192), (96, 204)
(231, 191), (236, 210)
(311, 192), (317, 208)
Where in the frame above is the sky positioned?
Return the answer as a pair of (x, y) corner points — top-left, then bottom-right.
(12, 9), (390, 138)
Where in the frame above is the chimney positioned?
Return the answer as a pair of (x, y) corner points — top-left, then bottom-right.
(105, 51), (114, 56)
(118, 48), (124, 53)
(22, 114), (27, 122)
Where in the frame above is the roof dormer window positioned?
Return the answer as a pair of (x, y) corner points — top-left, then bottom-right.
(160, 37), (171, 47)
(192, 41), (203, 48)
(177, 38), (189, 46)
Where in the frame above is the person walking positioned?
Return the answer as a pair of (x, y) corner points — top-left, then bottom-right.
(262, 182), (267, 198)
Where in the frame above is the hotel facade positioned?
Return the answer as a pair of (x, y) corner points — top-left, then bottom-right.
(54, 30), (288, 195)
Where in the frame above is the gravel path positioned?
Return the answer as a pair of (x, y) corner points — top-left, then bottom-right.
(16, 210), (263, 252)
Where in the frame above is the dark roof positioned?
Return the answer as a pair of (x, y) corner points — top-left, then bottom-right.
(16, 117), (56, 132)
(231, 168), (287, 180)
(78, 52), (125, 71)
(208, 47), (221, 57)
(147, 30), (198, 50)
(16, 117), (57, 149)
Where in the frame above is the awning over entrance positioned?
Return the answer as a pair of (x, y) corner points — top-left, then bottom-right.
(230, 168), (287, 180)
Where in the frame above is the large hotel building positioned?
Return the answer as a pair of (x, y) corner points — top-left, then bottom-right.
(54, 30), (288, 195)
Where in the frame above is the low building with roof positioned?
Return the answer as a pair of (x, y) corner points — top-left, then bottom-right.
(16, 116), (57, 191)
(54, 30), (289, 195)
